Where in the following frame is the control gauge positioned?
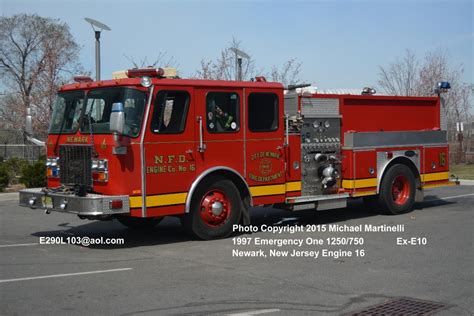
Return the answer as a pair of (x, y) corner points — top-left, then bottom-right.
(312, 121), (320, 129)
(324, 120), (331, 128)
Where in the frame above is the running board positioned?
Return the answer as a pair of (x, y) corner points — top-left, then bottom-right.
(281, 193), (349, 211)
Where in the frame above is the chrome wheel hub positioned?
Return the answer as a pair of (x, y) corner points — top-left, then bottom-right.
(211, 201), (224, 216)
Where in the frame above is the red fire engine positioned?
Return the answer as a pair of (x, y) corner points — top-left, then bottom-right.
(20, 68), (455, 239)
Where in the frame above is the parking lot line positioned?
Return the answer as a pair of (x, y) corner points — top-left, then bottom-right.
(227, 309), (281, 316)
(0, 268), (133, 283)
(0, 243), (38, 248)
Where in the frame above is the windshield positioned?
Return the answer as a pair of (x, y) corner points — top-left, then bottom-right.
(81, 87), (147, 138)
(49, 91), (85, 134)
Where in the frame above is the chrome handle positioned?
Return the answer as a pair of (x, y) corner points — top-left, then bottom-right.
(197, 116), (206, 153)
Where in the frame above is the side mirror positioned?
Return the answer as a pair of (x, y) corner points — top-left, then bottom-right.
(110, 102), (125, 135)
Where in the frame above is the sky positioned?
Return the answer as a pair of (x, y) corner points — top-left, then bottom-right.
(1, 0), (473, 90)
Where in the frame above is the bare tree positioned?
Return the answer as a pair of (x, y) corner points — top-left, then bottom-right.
(0, 93), (23, 130)
(378, 49), (473, 161)
(195, 38), (256, 80)
(377, 50), (472, 120)
(0, 14), (83, 139)
(270, 58), (302, 86)
(377, 50), (420, 96)
(195, 38), (304, 86)
(124, 52), (179, 70)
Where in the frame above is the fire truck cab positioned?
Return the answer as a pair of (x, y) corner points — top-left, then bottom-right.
(19, 68), (455, 239)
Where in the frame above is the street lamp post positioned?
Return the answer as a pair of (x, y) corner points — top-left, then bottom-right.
(84, 18), (111, 81)
(229, 48), (250, 81)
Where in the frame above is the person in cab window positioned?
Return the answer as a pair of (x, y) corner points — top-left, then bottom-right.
(208, 101), (234, 132)
(215, 105), (234, 130)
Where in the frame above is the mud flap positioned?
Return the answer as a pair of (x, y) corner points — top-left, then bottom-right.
(415, 188), (424, 203)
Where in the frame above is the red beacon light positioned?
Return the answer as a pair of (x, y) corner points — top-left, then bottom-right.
(126, 68), (165, 78)
(74, 75), (93, 83)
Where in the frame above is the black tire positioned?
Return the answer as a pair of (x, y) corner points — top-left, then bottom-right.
(116, 215), (163, 229)
(363, 195), (380, 213)
(377, 164), (416, 215)
(183, 177), (243, 240)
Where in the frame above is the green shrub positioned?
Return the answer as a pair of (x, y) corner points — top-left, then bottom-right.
(20, 157), (46, 188)
(5, 157), (29, 183)
(0, 164), (9, 192)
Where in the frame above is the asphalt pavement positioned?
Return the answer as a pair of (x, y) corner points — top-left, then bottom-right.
(1, 185), (473, 315)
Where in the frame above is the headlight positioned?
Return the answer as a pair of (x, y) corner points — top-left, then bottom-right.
(324, 120), (330, 128)
(98, 160), (108, 170)
(92, 159), (109, 182)
(46, 157), (59, 178)
(91, 160), (99, 169)
(92, 159), (108, 170)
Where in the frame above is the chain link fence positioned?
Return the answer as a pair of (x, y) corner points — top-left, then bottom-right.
(0, 130), (46, 161)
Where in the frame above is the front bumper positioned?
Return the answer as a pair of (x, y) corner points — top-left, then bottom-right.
(19, 188), (130, 216)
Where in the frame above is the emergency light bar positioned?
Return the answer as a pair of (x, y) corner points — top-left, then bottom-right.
(438, 82), (451, 90)
(112, 68), (178, 80)
(435, 81), (451, 94)
(73, 75), (93, 83)
(126, 68), (165, 78)
(361, 87), (376, 95)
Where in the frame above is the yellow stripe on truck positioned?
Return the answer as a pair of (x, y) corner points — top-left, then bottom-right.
(342, 178), (378, 189)
(130, 181), (302, 208)
(129, 192), (188, 208)
(285, 181), (302, 192)
(341, 171), (450, 191)
(421, 171), (449, 182)
(250, 184), (286, 197)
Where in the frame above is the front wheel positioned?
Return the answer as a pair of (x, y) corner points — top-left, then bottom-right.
(378, 164), (416, 215)
(182, 177), (243, 240)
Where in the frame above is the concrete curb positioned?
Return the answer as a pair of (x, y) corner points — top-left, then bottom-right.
(459, 179), (474, 186)
(0, 192), (19, 202)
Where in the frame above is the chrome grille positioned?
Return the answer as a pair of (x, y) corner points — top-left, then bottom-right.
(59, 145), (92, 187)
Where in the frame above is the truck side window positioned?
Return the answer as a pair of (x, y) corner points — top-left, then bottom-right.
(151, 91), (190, 134)
(206, 92), (240, 133)
(248, 93), (278, 132)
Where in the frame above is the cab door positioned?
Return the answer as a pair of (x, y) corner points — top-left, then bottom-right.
(142, 86), (195, 217)
(194, 87), (244, 177)
(245, 89), (286, 204)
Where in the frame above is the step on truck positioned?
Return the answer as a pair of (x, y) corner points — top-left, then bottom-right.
(19, 68), (456, 239)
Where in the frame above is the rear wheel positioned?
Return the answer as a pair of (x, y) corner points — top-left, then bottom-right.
(377, 164), (416, 215)
(183, 177), (243, 240)
(116, 215), (163, 229)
